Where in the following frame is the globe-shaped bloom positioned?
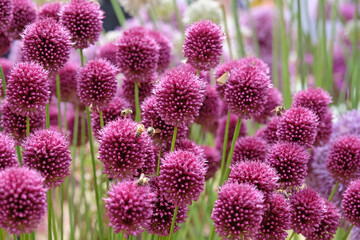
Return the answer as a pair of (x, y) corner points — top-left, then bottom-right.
(162, 139), (205, 163)
(97, 42), (117, 66)
(195, 85), (221, 128)
(0, 58), (12, 81)
(214, 60), (241, 99)
(8, 0), (37, 39)
(148, 30), (172, 73)
(342, 179), (360, 228)
(38, 2), (62, 22)
(104, 180), (155, 236)
(22, 129), (72, 188)
(0, 32), (11, 57)
(77, 59), (117, 109)
(159, 150), (206, 206)
(6, 62), (50, 117)
(211, 182), (265, 239)
(232, 136), (268, 163)
(21, 18), (71, 73)
(254, 87), (283, 124)
(0, 0), (12, 32)
(60, 0), (104, 49)
(314, 109), (333, 147)
(333, 109), (360, 139)
(261, 116), (280, 144)
(183, 20), (224, 71)
(202, 146), (220, 180)
(0, 132), (18, 170)
(0, 167), (47, 235)
(153, 67), (206, 127)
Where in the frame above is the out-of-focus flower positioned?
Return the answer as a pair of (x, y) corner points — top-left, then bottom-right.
(0, 132), (18, 170)
(342, 179), (360, 227)
(0, 0), (12, 32)
(38, 2), (62, 22)
(183, 0), (221, 26)
(232, 136), (268, 163)
(8, 0), (37, 39)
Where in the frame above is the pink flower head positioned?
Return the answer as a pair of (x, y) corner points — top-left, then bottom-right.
(214, 60), (241, 99)
(0, 32), (11, 56)
(38, 2), (62, 22)
(0, 0), (12, 32)
(97, 42), (118, 66)
(163, 139), (205, 163)
(8, 0), (37, 40)
(50, 62), (79, 103)
(261, 116), (280, 144)
(183, 20), (225, 71)
(6, 62), (50, 117)
(202, 146), (220, 180)
(195, 85), (221, 127)
(0, 132), (18, 170)
(148, 29), (172, 73)
(314, 109), (332, 147)
(342, 179), (360, 227)
(0, 167), (47, 235)
(254, 87), (283, 124)
(232, 136), (268, 163)
(120, 78), (153, 111)
(0, 58), (12, 80)
(60, 0), (104, 49)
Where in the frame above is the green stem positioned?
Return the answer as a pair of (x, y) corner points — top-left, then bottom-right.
(60, 184), (64, 240)
(341, 224), (354, 240)
(246, 0), (260, 57)
(297, 0), (305, 89)
(46, 103), (50, 128)
(219, 110), (231, 183)
(99, 110), (105, 128)
(221, 1), (233, 59)
(15, 146), (22, 165)
(0, 228), (4, 240)
(288, 231), (295, 240)
(47, 191), (53, 240)
(0, 64), (6, 97)
(134, 82), (141, 122)
(51, 192), (58, 240)
(209, 227), (216, 240)
(172, 0), (184, 33)
(328, 182), (339, 202)
(109, 0), (126, 27)
(56, 74), (62, 133)
(26, 116), (30, 137)
(170, 126), (178, 152)
(156, 150), (162, 176)
(80, 49), (84, 67)
(168, 206), (179, 240)
(85, 106), (104, 240)
(231, 0), (245, 57)
(64, 103), (68, 134)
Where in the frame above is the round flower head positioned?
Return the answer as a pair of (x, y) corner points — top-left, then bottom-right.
(148, 30), (172, 73)
(97, 42), (118, 66)
(98, 118), (155, 180)
(292, 88), (332, 121)
(261, 116), (280, 144)
(228, 161), (278, 194)
(60, 0), (104, 49)
(0, 132), (18, 170)
(6, 62), (50, 117)
(153, 67), (206, 127)
(277, 107), (319, 148)
(254, 87), (283, 124)
(214, 60), (241, 99)
(256, 193), (291, 240)
(0, 167), (47, 235)
(163, 139), (205, 164)
(326, 135), (360, 184)
(1, 101), (45, 144)
(121, 78), (153, 111)
(77, 59), (117, 109)
(22, 129), (72, 188)
(342, 179), (360, 227)
(333, 110), (360, 139)
(116, 27), (159, 82)
(195, 85), (221, 128)
(305, 200), (339, 240)
(224, 57), (271, 119)
(159, 150), (206, 206)
(176, 63), (211, 83)
(91, 96), (130, 140)
(0, 32), (11, 56)
(202, 146), (220, 180)
(21, 18), (71, 73)
(232, 136), (268, 163)
(104, 180), (155, 236)
(0, 57), (12, 80)
(183, 0), (221, 26)
(146, 178), (188, 236)
(38, 2), (62, 21)
(267, 142), (309, 189)
(0, 0), (12, 32)
(211, 182), (265, 239)
(50, 63), (79, 103)
(314, 109), (332, 147)
(290, 188), (325, 235)
(8, 0), (36, 39)
(183, 20), (224, 71)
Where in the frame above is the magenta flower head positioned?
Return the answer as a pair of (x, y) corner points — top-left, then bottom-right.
(267, 142), (310, 189)
(211, 182), (264, 239)
(228, 161), (278, 194)
(232, 136), (268, 163)
(148, 30), (172, 73)
(326, 135), (360, 184)
(256, 193), (291, 240)
(77, 59), (117, 109)
(121, 78), (153, 111)
(21, 18), (71, 73)
(195, 85), (221, 128)
(153, 67), (206, 127)
(290, 188), (325, 235)
(262, 116), (280, 144)
(159, 150), (205, 206)
(0, 32), (11, 57)
(254, 87), (283, 124)
(201, 146), (220, 180)
(22, 129), (72, 188)
(50, 63), (79, 103)
(97, 42), (118, 66)
(116, 27), (159, 82)
(8, 0), (36, 39)
(38, 2), (62, 22)
(91, 96), (130, 139)
(104, 180), (155, 236)
(342, 179), (360, 227)
(0, 167), (47, 235)
(277, 107), (319, 148)
(6, 62), (50, 117)
(0, 58), (12, 81)
(0, 0), (12, 32)
(164, 139), (205, 162)
(0, 132), (18, 170)
(224, 57), (271, 119)
(314, 109), (332, 146)
(60, 0), (104, 49)
(98, 118), (155, 180)
(183, 20), (225, 71)
(214, 60), (240, 99)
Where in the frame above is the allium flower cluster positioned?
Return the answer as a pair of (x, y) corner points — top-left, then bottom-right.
(0, 0), (12, 32)
(50, 63), (79, 103)
(195, 85), (220, 128)
(214, 60), (240, 99)
(201, 146), (220, 180)
(232, 136), (268, 163)
(0, 58), (12, 81)
(8, 0), (37, 39)
(38, 2), (62, 21)
(261, 116), (280, 144)
(0, 32), (11, 56)
(254, 87), (283, 124)
(148, 30), (172, 73)
(314, 110), (333, 146)
(342, 179), (360, 227)
(0, 132), (18, 170)
(97, 42), (118, 66)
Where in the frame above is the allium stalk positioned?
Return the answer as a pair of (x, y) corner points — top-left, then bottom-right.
(231, 0), (245, 57)
(134, 82), (141, 122)
(221, 1), (233, 59)
(56, 74), (62, 133)
(219, 110), (230, 181)
(172, 0), (184, 33)
(328, 181), (339, 202)
(109, 0), (126, 27)
(342, 224), (354, 240)
(0, 64), (6, 96)
(26, 117), (30, 137)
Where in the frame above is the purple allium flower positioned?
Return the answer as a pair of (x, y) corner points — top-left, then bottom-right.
(304, 200), (340, 240)
(224, 57), (271, 119)
(0, 167), (47, 235)
(135, 143), (157, 176)
(228, 161), (278, 194)
(141, 95), (188, 144)
(314, 109), (332, 147)
(0, 101), (45, 144)
(146, 178), (188, 236)
(183, 20), (224, 71)
(77, 59), (117, 109)
(0, 132), (18, 170)
(214, 60), (240, 99)
(267, 142), (309, 189)
(0, 32), (11, 56)
(290, 188), (325, 235)
(148, 30), (172, 73)
(153, 67), (206, 127)
(104, 180), (155, 236)
(8, 0), (36, 39)
(38, 2), (62, 22)
(256, 193), (291, 240)
(261, 116), (280, 144)
(22, 129), (72, 188)
(60, 0), (104, 49)
(159, 150), (205, 206)
(0, 57), (12, 80)
(116, 27), (159, 82)
(21, 18), (71, 73)
(333, 110), (360, 139)
(91, 96), (130, 139)
(6, 62), (49, 117)
(176, 63), (211, 83)
(98, 118), (155, 180)
(164, 139), (205, 163)
(326, 135), (360, 184)
(211, 182), (265, 239)
(232, 136), (268, 163)
(277, 107), (319, 148)
(254, 87), (283, 124)
(202, 146), (220, 180)
(97, 42), (118, 66)
(121, 78), (153, 111)
(0, 0), (12, 32)
(342, 179), (360, 227)
(292, 88), (332, 121)
(195, 85), (220, 128)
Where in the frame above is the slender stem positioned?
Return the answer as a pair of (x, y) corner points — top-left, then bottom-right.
(196, 69), (200, 76)
(231, 0), (245, 57)
(64, 103), (68, 133)
(246, 0), (260, 57)
(172, 0), (184, 33)
(0, 228), (4, 240)
(47, 191), (53, 240)
(297, 0), (305, 89)
(85, 106), (104, 240)
(60, 184), (64, 240)
(80, 49), (84, 67)
(134, 82), (141, 122)
(288, 231), (295, 240)
(342, 224), (354, 240)
(55, 74), (62, 133)
(328, 181), (339, 202)
(99, 110), (105, 128)
(221, 0), (233, 59)
(26, 116), (30, 137)
(156, 150), (162, 176)
(170, 126), (178, 152)
(15, 146), (22, 165)
(168, 206), (179, 240)
(109, 0), (126, 27)
(219, 110), (231, 183)
(50, 191), (58, 240)
(13, 234), (16, 240)
(209, 227), (216, 240)
(46, 103), (50, 128)
(121, 234), (125, 240)
(0, 64), (6, 97)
